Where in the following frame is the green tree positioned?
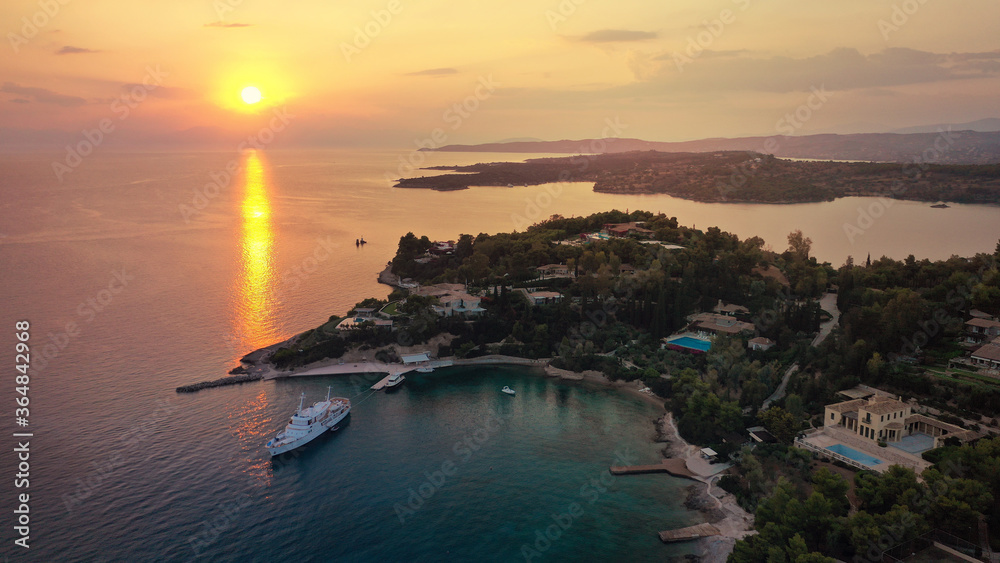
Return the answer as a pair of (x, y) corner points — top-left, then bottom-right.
(812, 468), (850, 517)
(758, 407), (799, 444)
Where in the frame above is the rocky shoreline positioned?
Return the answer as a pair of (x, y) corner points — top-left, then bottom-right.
(656, 413), (756, 562)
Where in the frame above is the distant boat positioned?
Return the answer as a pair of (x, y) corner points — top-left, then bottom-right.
(501, 386), (515, 396)
(930, 202), (950, 208)
(266, 388), (350, 456)
(507, 183), (514, 188)
(415, 367), (434, 373)
(384, 373), (405, 391)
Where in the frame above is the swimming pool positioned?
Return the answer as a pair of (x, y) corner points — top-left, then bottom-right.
(665, 336), (712, 353)
(826, 443), (882, 466)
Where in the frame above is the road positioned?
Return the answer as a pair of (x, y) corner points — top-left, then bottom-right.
(762, 292), (839, 409)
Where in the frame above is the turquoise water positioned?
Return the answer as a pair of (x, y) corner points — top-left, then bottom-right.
(42, 367), (699, 562)
(665, 336), (712, 352)
(826, 444), (882, 466)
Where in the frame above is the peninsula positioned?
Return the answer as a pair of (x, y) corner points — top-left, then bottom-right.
(221, 211), (1000, 562)
(394, 151), (1000, 204)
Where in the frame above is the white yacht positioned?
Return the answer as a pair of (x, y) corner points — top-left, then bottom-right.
(384, 373), (405, 390)
(501, 386), (515, 396)
(266, 388), (350, 456)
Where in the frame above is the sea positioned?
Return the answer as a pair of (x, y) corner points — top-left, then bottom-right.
(1, 148), (999, 562)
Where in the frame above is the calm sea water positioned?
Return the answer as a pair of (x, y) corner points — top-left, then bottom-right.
(1, 149), (999, 562)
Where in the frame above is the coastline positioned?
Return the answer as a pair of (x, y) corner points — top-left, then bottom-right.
(232, 335), (750, 560)
(656, 412), (756, 562)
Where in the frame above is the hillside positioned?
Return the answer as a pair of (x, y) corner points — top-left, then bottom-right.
(423, 130), (1000, 165)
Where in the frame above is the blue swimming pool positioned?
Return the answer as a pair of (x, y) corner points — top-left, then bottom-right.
(666, 336), (712, 352)
(826, 443), (882, 466)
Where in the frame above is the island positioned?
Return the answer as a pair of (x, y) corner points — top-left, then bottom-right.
(197, 210), (1000, 562)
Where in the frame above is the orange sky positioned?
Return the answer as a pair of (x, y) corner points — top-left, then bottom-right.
(2, 0), (999, 148)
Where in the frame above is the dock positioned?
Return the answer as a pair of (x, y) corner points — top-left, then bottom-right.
(371, 371), (409, 390)
(610, 458), (698, 480)
(658, 523), (721, 543)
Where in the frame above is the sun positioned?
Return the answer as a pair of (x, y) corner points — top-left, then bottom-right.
(241, 86), (262, 105)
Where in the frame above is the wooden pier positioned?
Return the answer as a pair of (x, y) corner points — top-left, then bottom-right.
(658, 523), (720, 543)
(610, 458), (698, 480)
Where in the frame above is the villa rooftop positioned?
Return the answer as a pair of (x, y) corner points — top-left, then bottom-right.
(826, 399), (868, 413)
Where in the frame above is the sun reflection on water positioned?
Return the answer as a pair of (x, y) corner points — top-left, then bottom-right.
(234, 150), (279, 353)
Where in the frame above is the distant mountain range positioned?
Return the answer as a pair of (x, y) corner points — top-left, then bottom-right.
(424, 129), (1000, 165)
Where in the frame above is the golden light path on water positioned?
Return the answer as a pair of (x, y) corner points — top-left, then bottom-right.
(232, 150), (282, 483)
(236, 150), (278, 352)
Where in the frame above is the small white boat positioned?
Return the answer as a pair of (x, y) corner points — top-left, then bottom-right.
(501, 386), (515, 395)
(266, 387), (350, 456)
(416, 367), (434, 373)
(384, 373), (405, 390)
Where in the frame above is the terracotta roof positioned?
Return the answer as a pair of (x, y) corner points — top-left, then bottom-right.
(716, 302), (750, 314)
(860, 396), (908, 415)
(827, 399), (866, 413)
(885, 422), (903, 430)
(972, 343), (1000, 362)
(966, 318), (1000, 329)
(749, 337), (774, 346)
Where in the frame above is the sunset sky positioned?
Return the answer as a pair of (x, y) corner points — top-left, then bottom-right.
(2, 0), (999, 148)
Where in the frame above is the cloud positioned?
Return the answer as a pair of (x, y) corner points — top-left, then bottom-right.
(204, 22), (252, 28)
(579, 29), (657, 43)
(8, 98), (30, 104)
(56, 46), (99, 55)
(634, 47), (1000, 93)
(0, 83), (86, 106)
(404, 68), (459, 76)
(119, 84), (192, 99)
